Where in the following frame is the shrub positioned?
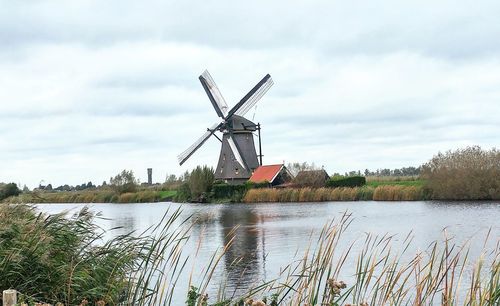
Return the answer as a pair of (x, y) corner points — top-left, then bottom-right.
(421, 146), (500, 200)
(174, 182), (192, 202)
(0, 183), (20, 201)
(326, 176), (366, 188)
(212, 183), (247, 202)
(118, 192), (137, 203)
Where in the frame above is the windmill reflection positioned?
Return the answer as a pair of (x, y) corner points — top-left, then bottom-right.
(219, 207), (266, 293)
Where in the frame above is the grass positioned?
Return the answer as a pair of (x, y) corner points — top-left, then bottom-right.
(1, 205), (498, 305)
(2, 189), (178, 204)
(159, 190), (177, 201)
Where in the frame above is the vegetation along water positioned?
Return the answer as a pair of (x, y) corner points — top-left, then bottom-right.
(1, 146), (499, 204)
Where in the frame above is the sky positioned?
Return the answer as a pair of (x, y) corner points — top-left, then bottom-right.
(1, 0), (499, 188)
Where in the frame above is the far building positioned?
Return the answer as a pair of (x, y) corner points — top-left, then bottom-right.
(293, 169), (330, 188)
(147, 168), (152, 185)
(248, 164), (293, 187)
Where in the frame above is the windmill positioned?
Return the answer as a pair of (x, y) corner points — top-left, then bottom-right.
(178, 70), (274, 184)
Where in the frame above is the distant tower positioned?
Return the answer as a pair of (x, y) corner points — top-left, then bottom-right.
(147, 168), (152, 185)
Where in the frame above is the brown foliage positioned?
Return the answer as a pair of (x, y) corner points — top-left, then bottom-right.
(421, 146), (500, 200)
(243, 186), (423, 202)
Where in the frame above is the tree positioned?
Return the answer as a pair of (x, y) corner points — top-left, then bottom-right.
(188, 166), (214, 201)
(0, 183), (20, 201)
(165, 174), (177, 183)
(110, 170), (138, 194)
(286, 162), (318, 177)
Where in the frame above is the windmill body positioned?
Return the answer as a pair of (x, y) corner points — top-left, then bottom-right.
(215, 115), (260, 183)
(178, 70), (273, 184)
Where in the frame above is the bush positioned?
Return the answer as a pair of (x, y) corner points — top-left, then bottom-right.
(326, 176), (366, 188)
(174, 182), (192, 202)
(421, 146), (500, 200)
(0, 183), (20, 201)
(212, 183), (247, 201)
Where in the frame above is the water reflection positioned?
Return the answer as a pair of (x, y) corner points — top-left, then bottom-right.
(110, 215), (136, 235)
(219, 207), (262, 289)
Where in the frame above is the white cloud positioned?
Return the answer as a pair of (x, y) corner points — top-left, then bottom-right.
(0, 1), (499, 187)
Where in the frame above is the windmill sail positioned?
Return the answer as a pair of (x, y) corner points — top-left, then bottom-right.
(178, 122), (220, 165)
(226, 74), (273, 119)
(199, 70), (229, 118)
(235, 75), (273, 117)
(178, 70), (273, 184)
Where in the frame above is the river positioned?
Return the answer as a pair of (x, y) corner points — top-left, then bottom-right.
(36, 201), (499, 304)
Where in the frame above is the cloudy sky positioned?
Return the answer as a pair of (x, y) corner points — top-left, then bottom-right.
(1, 0), (499, 187)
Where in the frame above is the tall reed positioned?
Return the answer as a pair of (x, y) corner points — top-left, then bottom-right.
(229, 214), (499, 305)
(243, 186), (423, 203)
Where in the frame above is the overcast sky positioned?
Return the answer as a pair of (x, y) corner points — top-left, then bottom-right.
(1, 0), (499, 187)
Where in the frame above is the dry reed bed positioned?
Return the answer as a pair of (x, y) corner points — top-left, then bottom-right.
(244, 185), (423, 203)
(2, 190), (161, 204)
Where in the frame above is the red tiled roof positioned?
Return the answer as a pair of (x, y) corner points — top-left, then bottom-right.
(249, 164), (284, 183)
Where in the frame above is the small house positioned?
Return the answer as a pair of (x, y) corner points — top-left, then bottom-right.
(249, 164), (293, 187)
(293, 169), (330, 188)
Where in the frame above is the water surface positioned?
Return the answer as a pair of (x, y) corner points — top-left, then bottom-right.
(37, 201), (499, 304)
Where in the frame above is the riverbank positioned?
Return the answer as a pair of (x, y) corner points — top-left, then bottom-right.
(1, 189), (177, 204)
(243, 185), (424, 202)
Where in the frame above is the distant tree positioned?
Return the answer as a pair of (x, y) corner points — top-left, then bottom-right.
(287, 162), (318, 177)
(380, 169), (391, 176)
(188, 166), (214, 201)
(165, 174), (177, 183)
(45, 184), (53, 191)
(422, 146), (499, 200)
(173, 166), (214, 202)
(0, 183), (20, 201)
(180, 171), (190, 183)
(110, 170), (138, 194)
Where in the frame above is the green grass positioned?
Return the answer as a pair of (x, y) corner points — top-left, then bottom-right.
(2, 189), (179, 204)
(367, 179), (425, 188)
(158, 190), (177, 200)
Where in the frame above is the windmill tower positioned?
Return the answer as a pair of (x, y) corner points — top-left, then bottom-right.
(178, 70), (273, 184)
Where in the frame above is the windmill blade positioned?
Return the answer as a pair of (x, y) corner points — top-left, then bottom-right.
(178, 122), (220, 165)
(226, 74), (273, 119)
(199, 70), (229, 118)
(227, 135), (248, 170)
